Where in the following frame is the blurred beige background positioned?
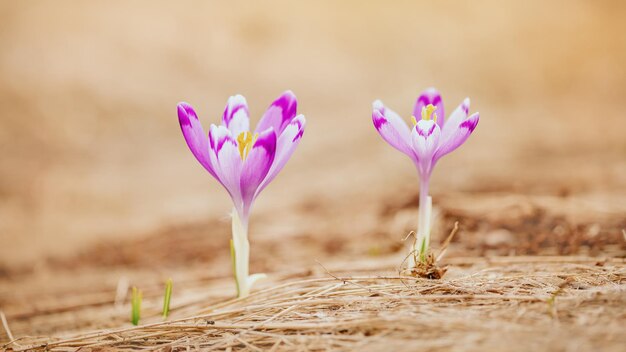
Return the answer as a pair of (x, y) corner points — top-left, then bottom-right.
(1, 0), (625, 268)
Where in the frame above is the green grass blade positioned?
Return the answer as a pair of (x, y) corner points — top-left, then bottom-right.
(419, 237), (427, 263)
(162, 278), (173, 319)
(131, 286), (142, 326)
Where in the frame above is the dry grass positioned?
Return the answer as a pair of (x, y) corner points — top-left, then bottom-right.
(2, 194), (625, 351)
(3, 256), (625, 352)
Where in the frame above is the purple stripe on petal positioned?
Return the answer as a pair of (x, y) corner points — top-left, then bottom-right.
(372, 111), (387, 130)
(219, 133), (237, 154)
(293, 122), (305, 142)
(429, 123), (436, 135)
(209, 124), (234, 155)
(251, 128), (277, 157)
(287, 115), (305, 142)
(461, 98), (470, 115)
(222, 95), (250, 135)
(460, 114), (479, 132)
(178, 103), (195, 127)
(256, 91), (298, 135)
(231, 105), (246, 119)
(273, 91), (298, 125)
(432, 94), (442, 107)
(372, 100), (416, 161)
(416, 120), (437, 137)
(208, 125), (216, 149)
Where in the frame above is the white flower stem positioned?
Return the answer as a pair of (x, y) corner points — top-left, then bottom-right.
(409, 178), (432, 268)
(230, 208), (265, 298)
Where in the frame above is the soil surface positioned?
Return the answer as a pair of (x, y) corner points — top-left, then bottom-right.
(1, 1), (625, 351)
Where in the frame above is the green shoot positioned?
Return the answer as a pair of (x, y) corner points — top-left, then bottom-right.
(419, 237), (427, 263)
(547, 278), (573, 318)
(131, 286), (142, 326)
(162, 278), (173, 319)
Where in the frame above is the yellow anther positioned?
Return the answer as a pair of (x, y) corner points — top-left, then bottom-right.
(411, 116), (418, 126)
(421, 104), (438, 122)
(237, 131), (258, 160)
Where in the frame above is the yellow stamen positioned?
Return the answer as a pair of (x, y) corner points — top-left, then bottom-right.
(237, 131), (258, 160)
(421, 104), (438, 122)
(411, 116), (418, 126)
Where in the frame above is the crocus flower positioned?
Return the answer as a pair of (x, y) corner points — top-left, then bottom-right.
(372, 88), (479, 267)
(178, 91), (305, 297)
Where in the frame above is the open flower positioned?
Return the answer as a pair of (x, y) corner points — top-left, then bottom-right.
(372, 88), (479, 266)
(177, 91), (305, 297)
(372, 88), (479, 180)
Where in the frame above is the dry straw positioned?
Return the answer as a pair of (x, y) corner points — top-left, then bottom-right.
(2, 256), (624, 351)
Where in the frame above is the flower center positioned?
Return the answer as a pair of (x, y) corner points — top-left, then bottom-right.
(411, 104), (438, 126)
(237, 131), (258, 160)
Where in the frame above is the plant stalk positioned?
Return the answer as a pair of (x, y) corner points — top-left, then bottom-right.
(230, 208), (265, 298)
(410, 177), (432, 268)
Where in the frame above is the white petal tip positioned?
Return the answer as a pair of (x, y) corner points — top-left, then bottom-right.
(294, 114), (306, 123)
(229, 94), (247, 103)
(372, 100), (384, 109)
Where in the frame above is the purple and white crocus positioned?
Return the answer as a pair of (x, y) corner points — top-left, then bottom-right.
(178, 91), (305, 297)
(372, 88), (479, 267)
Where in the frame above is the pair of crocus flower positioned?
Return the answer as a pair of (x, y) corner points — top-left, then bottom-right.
(178, 88), (478, 297)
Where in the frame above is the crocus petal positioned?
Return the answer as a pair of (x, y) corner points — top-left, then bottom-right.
(372, 100), (416, 161)
(441, 98), (470, 141)
(222, 95), (250, 136)
(177, 102), (218, 179)
(254, 114), (306, 197)
(433, 112), (479, 162)
(255, 90), (298, 135)
(411, 119), (441, 176)
(413, 88), (445, 128)
(209, 124), (243, 208)
(240, 128), (277, 211)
